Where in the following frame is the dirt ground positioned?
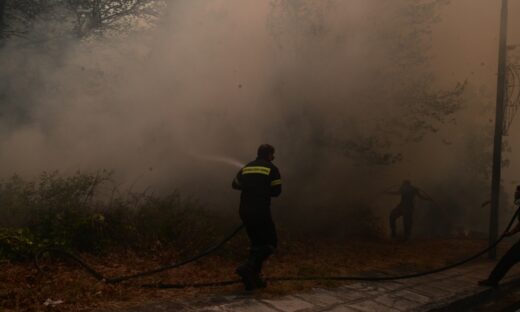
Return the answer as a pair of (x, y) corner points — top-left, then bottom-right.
(1, 237), (506, 312)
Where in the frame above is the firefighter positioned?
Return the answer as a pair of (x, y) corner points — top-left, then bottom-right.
(232, 144), (282, 290)
(386, 180), (432, 241)
(479, 185), (520, 287)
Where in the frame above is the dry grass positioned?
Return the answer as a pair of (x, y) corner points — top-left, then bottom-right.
(0, 237), (504, 312)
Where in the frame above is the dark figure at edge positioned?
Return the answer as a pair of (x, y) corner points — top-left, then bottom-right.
(479, 185), (520, 287)
(386, 180), (431, 241)
(232, 144), (282, 291)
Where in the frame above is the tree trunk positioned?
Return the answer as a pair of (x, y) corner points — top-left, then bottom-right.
(0, 0), (6, 38)
(91, 0), (102, 28)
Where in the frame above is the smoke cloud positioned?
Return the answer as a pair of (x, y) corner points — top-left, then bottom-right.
(1, 0), (516, 236)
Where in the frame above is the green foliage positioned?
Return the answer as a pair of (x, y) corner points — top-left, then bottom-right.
(0, 228), (36, 260)
(32, 171), (108, 251)
(0, 171), (217, 260)
(136, 192), (214, 245)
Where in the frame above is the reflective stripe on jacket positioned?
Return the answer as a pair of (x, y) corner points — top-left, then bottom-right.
(232, 158), (282, 206)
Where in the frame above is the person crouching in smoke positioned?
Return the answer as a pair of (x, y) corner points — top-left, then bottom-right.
(479, 185), (520, 287)
(232, 144), (282, 291)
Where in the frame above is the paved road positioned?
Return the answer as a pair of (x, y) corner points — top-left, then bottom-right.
(107, 260), (520, 312)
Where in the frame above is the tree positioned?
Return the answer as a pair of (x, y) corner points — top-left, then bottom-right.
(0, 0), (164, 41)
(267, 0), (465, 166)
(67, 0), (164, 37)
(1, 0), (50, 40)
(0, 0), (6, 37)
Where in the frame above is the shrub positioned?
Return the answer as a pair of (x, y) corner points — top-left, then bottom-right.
(0, 171), (220, 259)
(0, 228), (36, 261)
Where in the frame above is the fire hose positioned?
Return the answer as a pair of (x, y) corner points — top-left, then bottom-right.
(31, 205), (520, 289)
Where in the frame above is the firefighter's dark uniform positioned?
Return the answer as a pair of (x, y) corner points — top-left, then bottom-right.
(232, 158), (281, 277)
(389, 184), (423, 240)
(481, 188), (520, 286)
(484, 216), (520, 285)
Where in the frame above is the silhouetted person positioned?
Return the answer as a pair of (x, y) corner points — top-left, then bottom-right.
(479, 185), (520, 287)
(232, 144), (282, 291)
(386, 180), (431, 241)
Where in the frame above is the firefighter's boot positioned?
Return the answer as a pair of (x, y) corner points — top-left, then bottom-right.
(235, 263), (257, 291)
(250, 245), (274, 288)
(236, 246), (273, 290)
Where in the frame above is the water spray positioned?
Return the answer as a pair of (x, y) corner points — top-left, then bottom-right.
(187, 153), (245, 169)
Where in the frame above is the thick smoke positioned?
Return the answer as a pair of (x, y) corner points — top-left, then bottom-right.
(0, 0), (512, 236)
